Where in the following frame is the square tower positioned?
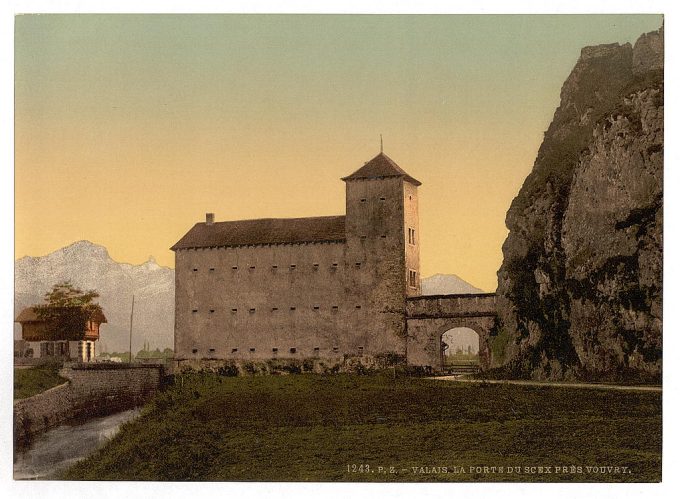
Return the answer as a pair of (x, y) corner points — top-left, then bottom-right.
(342, 151), (422, 352)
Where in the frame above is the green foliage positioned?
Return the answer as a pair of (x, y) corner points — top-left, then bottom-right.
(62, 374), (661, 482)
(14, 362), (67, 400)
(34, 281), (103, 341)
(216, 362), (239, 377)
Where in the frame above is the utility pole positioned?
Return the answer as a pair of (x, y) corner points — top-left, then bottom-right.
(129, 295), (135, 364)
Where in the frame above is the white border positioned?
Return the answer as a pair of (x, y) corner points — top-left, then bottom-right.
(2, 2), (678, 499)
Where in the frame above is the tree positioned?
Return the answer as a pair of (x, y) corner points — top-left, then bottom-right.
(34, 281), (103, 341)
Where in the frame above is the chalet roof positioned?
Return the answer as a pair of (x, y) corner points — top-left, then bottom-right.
(15, 307), (107, 324)
(171, 215), (346, 251)
(342, 152), (421, 186)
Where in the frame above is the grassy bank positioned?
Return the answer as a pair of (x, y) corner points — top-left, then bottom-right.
(63, 373), (661, 482)
(14, 362), (67, 400)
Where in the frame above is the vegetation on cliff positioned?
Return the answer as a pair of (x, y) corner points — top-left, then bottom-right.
(493, 27), (663, 381)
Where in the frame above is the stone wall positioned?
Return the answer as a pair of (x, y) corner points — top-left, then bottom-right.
(405, 294), (497, 370)
(406, 294), (497, 318)
(14, 363), (163, 447)
(175, 175), (420, 362)
(406, 316), (496, 370)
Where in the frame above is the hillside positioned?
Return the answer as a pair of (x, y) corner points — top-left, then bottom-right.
(493, 27), (663, 381)
(15, 241), (174, 352)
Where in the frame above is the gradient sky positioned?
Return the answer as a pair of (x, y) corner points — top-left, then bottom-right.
(15, 14), (662, 291)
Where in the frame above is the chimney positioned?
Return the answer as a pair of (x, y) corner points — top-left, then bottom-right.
(205, 213), (215, 225)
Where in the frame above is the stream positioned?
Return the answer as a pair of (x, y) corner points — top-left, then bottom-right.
(14, 407), (141, 479)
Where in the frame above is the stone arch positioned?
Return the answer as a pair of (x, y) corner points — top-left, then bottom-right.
(405, 293), (498, 372)
(406, 315), (496, 371)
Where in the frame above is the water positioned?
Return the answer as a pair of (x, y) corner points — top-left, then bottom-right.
(14, 407), (141, 479)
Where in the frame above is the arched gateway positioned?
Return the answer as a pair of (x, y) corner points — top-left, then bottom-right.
(406, 293), (497, 371)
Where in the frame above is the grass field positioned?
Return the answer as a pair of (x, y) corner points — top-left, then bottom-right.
(63, 373), (661, 482)
(444, 353), (479, 366)
(14, 362), (67, 400)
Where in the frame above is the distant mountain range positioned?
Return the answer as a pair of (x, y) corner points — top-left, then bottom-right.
(14, 242), (483, 352)
(420, 273), (484, 295)
(14, 241), (174, 352)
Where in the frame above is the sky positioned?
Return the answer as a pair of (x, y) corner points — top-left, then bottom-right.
(14, 14), (663, 291)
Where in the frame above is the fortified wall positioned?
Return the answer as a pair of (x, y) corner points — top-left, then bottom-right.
(14, 363), (164, 447)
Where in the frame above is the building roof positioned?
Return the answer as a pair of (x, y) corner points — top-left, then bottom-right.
(171, 215), (347, 251)
(15, 306), (107, 323)
(342, 152), (421, 186)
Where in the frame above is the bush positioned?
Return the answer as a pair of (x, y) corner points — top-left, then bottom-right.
(217, 362), (239, 377)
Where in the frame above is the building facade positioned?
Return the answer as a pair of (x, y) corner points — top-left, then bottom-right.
(14, 307), (106, 363)
(172, 152), (422, 364)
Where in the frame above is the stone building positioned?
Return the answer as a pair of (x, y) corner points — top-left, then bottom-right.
(14, 307), (106, 363)
(171, 152), (422, 364)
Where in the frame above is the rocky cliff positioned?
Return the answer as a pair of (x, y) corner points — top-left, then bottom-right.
(493, 27), (663, 381)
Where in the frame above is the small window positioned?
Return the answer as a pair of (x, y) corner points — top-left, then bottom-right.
(313, 305), (320, 310)
(314, 347), (320, 352)
(192, 309), (198, 313)
(232, 348), (238, 353)
(272, 307), (279, 312)
(290, 306), (296, 311)
(360, 235), (367, 240)
(209, 309), (215, 313)
(192, 348), (198, 354)
(355, 305), (362, 309)
(193, 268), (198, 272)
(409, 195), (412, 200)
(231, 308), (238, 313)
(358, 346), (364, 354)
(380, 234), (387, 239)
(232, 265), (238, 270)
(355, 262), (362, 269)
(249, 265), (255, 270)
(209, 268), (215, 272)
(290, 264), (296, 270)
(332, 305), (339, 311)
(379, 196), (386, 201)
(331, 263), (338, 271)
(408, 270), (418, 288)
(313, 263), (319, 270)
(360, 198), (367, 203)
(333, 347), (339, 353)
(209, 348), (215, 353)
(290, 348), (297, 354)
(273, 347), (278, 353)
(408, 228), (416, 244)
(249, 308), (256, 313)
(249, 348), (255, 353)
(272, 265), (278, 270)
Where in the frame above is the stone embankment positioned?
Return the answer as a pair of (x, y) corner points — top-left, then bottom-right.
(14, 362), (164, 447)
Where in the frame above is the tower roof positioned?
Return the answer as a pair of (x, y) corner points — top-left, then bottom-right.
(342, 152), (421, 186)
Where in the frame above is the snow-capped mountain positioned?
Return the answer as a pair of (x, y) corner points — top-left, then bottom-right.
(14, 241), (174, 352)
(420, 273), (484, 295)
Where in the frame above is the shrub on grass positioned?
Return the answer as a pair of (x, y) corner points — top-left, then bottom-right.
(217, 361), (239, 377)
